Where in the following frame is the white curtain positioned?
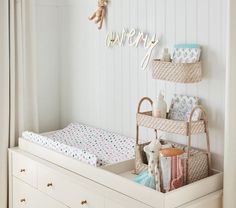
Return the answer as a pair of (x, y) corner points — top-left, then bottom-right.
(0, 0), (38, 207)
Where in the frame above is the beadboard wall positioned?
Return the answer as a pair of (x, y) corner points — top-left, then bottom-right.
(36, 0), (61, 131)
(35, 0), (227, 170)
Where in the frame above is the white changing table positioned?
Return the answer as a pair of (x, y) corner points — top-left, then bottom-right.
(8, 137), (223, 208)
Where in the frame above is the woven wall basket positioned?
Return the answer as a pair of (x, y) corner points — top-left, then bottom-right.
(152, 60), (202, 83)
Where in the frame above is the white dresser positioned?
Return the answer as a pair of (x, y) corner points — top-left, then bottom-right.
(9, 149), (153, 208)
(9, 146), (223, 208)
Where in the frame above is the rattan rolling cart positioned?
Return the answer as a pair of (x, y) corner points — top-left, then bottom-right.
(135, 97), (211, 185)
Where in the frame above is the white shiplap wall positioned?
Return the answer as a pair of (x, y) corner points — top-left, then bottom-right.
(35, 0), (226, 170)
(35, 0), (61, 132)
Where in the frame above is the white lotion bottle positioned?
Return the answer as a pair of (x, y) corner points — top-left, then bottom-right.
(161, 48), (171, 62)
(152, 93), (167, 118)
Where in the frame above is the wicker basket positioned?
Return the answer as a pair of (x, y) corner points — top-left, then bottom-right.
(152, 59), (202, 83)
(137, 111), (205, 135)
(134, 97), (211, 186)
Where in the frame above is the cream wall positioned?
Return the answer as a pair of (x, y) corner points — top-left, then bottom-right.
(35, 0), (61, 132)
(35, 0), (227, 170)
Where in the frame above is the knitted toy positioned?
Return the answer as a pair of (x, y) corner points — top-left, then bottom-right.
(89, 0), (108, 30)
(134, 138), (161, 191)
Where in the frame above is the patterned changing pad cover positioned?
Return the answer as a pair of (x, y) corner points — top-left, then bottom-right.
(22, 123), (135, 167)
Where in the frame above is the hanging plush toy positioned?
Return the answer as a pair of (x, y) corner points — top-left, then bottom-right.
(134, 138), (162, 191)
(89, 0), (108, 30)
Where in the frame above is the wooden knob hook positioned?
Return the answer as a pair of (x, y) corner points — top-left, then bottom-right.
(47, 183), (53, 187)
(81, 200), (87, 205)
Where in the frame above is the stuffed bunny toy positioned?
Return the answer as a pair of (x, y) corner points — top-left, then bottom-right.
(89, 0), (108, 30)
(134, 138), (162, 191)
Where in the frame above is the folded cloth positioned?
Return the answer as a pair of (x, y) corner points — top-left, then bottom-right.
(171, 155), (184, 190)
(134, 171), (156, 190)
(172, 43), (201, 63)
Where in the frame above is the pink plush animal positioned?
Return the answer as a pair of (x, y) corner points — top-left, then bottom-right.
(89, 0), (108, 30)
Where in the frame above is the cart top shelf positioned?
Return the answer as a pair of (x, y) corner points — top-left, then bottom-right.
(137, 111), (206, 135)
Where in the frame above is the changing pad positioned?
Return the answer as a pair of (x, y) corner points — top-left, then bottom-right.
(22, 123), (135, 167)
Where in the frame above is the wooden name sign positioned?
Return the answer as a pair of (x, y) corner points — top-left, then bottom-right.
(106, 28), (160, 70)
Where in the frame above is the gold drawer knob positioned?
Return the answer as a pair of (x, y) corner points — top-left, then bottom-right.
(20, 169), (26, 173)
(81, 200), (87, 205)
(20, 198), (26, 203)
(47, 183), (53, 187)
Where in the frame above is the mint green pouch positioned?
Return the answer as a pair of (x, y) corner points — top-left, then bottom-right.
(174, 43), (201, 49)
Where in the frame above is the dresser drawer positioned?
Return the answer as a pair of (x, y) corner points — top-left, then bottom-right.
(13, 177), (35, 208)
(38, 164), (105, 208)
(12, 152), (37, 187)
(13, 177), (68, 208)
